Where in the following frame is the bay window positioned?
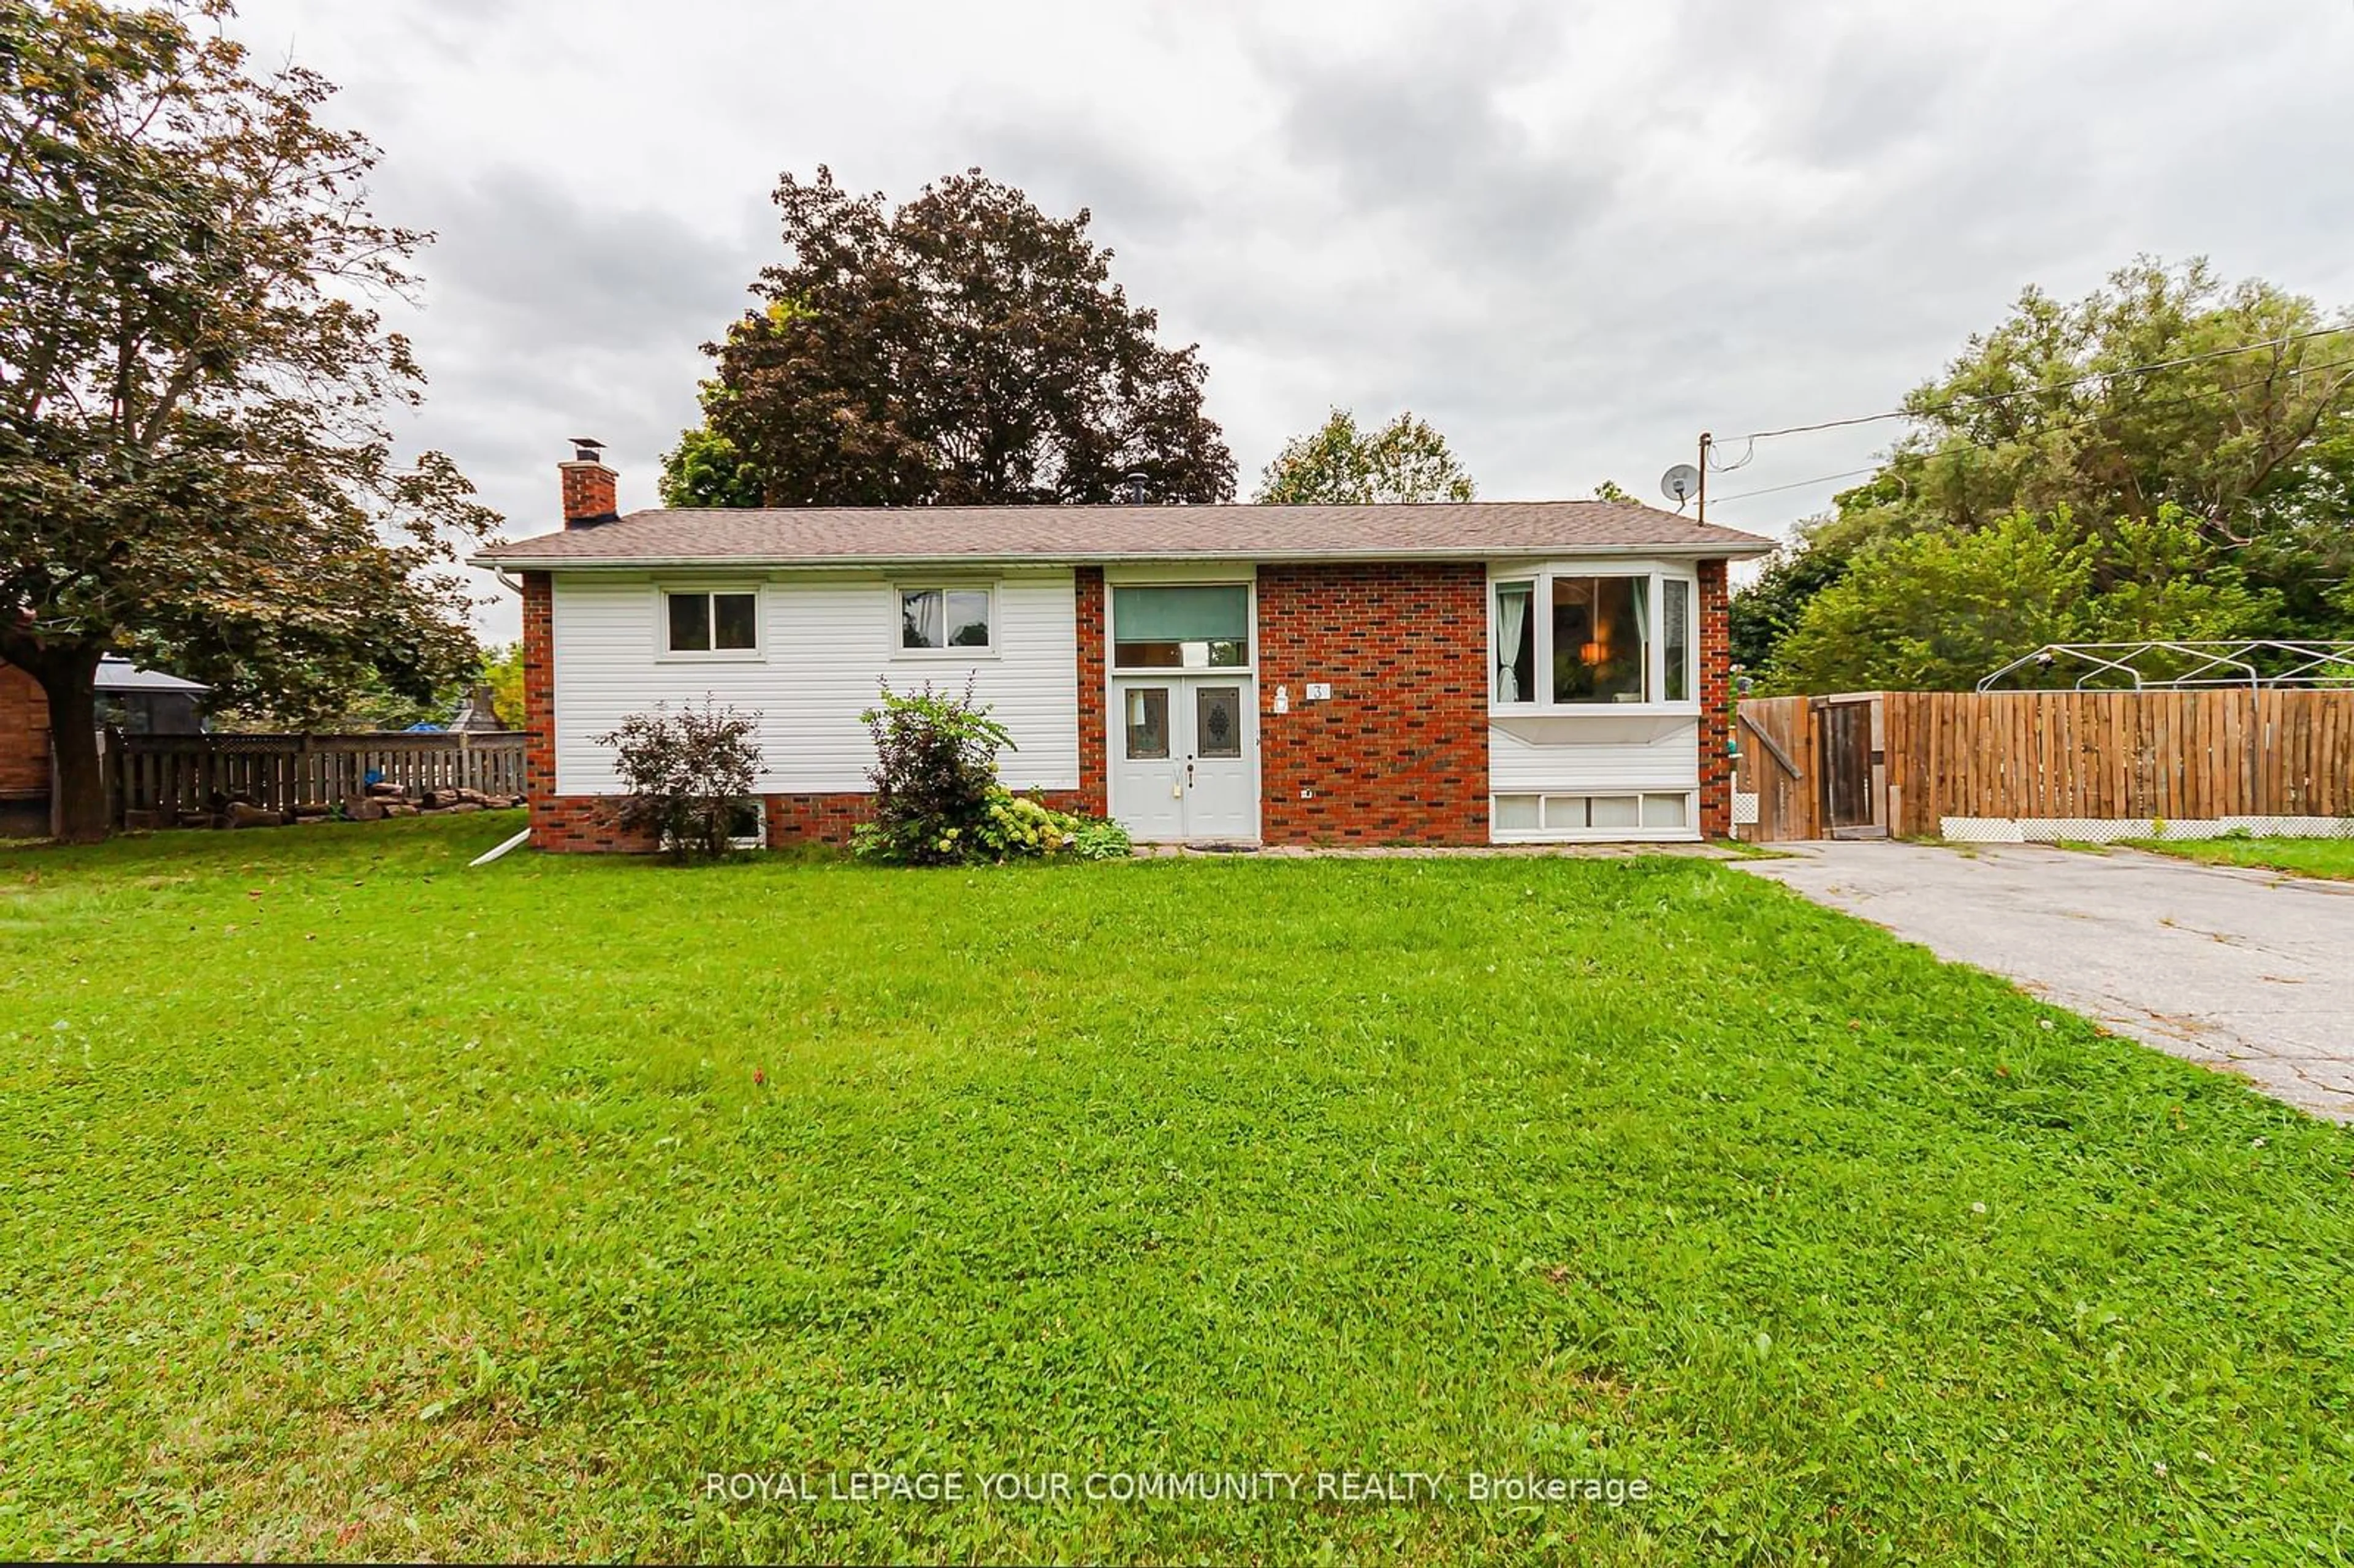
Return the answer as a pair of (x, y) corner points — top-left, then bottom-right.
(1489, 569), (1697, 709)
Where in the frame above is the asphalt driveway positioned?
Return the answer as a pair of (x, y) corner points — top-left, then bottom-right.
(1736, 841), (2354, 1122)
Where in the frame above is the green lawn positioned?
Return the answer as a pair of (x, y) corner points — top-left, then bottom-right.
(2130, 834), (2354, 883)
(4, 815), (2351, 1564)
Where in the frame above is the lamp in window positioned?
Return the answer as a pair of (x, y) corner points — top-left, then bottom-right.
(1580, 640), (1607, 666)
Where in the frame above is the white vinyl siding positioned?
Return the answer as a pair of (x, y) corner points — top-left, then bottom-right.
(1487, 715), (1701, 843)
(549, 571), (1079, 796)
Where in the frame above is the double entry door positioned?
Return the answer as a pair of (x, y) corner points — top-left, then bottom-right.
(1109, 676), (1258, 842)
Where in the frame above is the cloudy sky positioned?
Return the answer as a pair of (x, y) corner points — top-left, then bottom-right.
(229, 0), (2354, 641)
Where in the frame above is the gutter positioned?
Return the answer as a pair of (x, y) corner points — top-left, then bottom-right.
(467, 540), (1779, 573)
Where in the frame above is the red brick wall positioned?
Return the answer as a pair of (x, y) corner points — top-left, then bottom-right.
(0, 660), (51, 801)
(1255, 562), (1489, 846)
(1072, 567), (1108, 817)
(1698, 559), (1732, 839)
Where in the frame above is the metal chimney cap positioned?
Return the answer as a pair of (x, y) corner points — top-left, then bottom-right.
(568, 436), (607, 463)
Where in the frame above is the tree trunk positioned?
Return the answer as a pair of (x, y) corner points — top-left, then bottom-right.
(26, 648), (109, 842)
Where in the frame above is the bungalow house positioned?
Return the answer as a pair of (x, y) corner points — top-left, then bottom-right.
(474, 451), (1775, 852)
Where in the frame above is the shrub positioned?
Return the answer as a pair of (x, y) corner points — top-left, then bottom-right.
(854, 681), (1011, 865)
(853, 681), (1131, 865)
(973, 791), (1134, 862)
(595, 700), (764, 861)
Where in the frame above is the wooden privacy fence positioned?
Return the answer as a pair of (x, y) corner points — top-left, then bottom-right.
(107, 730), (526, 824)
(1736, 690), (2354, 840)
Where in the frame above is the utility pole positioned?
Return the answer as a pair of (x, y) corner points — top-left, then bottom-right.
(1696, 431), (1712, 525)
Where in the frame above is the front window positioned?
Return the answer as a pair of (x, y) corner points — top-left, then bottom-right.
(1551, 576), (1647, 704)
(901, 587), (992, 652)
(1112, 584), (1249, 669)
(1487, 570), (1696, 709)
(665, 590), (758, 653)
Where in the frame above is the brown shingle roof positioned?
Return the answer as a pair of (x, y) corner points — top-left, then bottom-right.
(473, 501), (1774, 569)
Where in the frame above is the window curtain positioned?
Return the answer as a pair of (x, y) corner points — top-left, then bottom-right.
(1494, 584), (1529, 701)
(904, 590), (944, 649)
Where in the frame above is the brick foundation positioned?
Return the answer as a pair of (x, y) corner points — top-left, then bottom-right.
(1255, 562), (1489, 846)
(764, 788), (1096, 847)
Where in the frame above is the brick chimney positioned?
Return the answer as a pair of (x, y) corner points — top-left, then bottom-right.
(560, 436), (619, 528)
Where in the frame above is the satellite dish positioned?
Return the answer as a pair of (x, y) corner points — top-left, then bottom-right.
(1660, 463), (1701, 506)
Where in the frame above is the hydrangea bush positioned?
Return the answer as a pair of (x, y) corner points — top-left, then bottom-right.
(853, 681), (1131, 865)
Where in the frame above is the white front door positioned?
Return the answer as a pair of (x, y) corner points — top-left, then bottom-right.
(1110, 676), (1258, 842)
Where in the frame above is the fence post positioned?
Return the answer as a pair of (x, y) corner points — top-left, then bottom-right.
(459, 729), (474, 794)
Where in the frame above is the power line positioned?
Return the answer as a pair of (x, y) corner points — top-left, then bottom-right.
(1705, 350), (2354, 512)
(1726, 325), (2353, 444)
(1709, 466), (1882, 504)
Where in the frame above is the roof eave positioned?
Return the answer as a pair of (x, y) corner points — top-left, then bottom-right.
(469, 539), (1778, 573)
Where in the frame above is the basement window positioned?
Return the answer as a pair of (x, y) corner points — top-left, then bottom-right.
(665, 590), (760, 654)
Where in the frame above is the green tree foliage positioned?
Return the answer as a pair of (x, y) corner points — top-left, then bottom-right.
(705, 168), (1234, 506)
(1740, 258), (2354, 688)
(0, 0), (493, 837)
(1730, 544), (1849, 672)
(480, 640), (525, 730)
(1253, 409), (1476, 504)
(657, 422), (763, 508)
(1769, 506), (2279, 692)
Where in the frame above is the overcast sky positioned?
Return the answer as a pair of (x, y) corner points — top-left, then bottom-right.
(229, 0), (2354, 642)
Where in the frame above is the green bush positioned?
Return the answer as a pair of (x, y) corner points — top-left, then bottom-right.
(851, 682), (1130, 865)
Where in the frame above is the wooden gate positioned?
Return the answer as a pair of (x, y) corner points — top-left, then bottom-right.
(1815, 695), (1886, 837)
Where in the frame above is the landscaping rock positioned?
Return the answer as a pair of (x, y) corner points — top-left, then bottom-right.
(345, 796), (387, 823)
(225, 801), (286, 829)
(383, 802), (420, 817)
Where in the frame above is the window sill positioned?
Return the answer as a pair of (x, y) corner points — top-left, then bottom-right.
(655, 650), (767, 664)
(1489, 702), (1701, 719)
(1490, 827), (1702, 845)
(893, 647), (1000, 661)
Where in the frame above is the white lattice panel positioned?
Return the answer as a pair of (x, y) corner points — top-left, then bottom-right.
(1941, 816), (2354, 844)
(1734, 792), (1760, 826)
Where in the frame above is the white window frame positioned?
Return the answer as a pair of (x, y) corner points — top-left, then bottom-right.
(893, 582), (999, 659)
(1490, 789), (1699, 844)
(1487, 565), (1699, 717)
(1107, 577), (1257, 675)
(655, 585), (765, 662)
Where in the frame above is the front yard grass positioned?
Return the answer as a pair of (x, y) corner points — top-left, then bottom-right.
(4, 813), (2351, 1564)
(2130, 834), (2354, 883)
